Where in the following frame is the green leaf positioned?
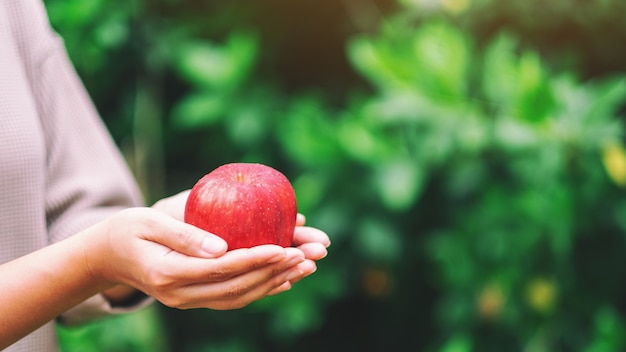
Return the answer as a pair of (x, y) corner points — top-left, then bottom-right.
(586, 77), (626, 122)
(355, 218), (403, 263)
(412, 22), (470, 99)
(482, 34), (519, 107)
(224, 107), (267, 147)
(292, 172), (329, 214)
(439, 334), (473, 352)
(337, 118), (384, 163)
(174, 32), (258, 90)
(515, 51), (554, 122)
(170, 91), (226, 128)
(94, 16), (129, 48)
(279, 96), (341, 167)
(175, 41), (230, 87)
(584, 308), (626, 352)
(347, 36), (398, 89)
(374, 159), (425, 211)
(46, 0), (103, 27)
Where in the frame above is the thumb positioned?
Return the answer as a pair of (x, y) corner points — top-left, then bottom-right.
(145, 212), (228, 258)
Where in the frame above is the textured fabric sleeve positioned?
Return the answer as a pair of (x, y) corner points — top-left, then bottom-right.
(34, 39), (144, 244)
(58, 292), (153, 326)
(22, 1), (154, 324)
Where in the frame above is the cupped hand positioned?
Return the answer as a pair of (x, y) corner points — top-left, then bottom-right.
(87, 208), (311, 310)
(132, 191), (331, 301)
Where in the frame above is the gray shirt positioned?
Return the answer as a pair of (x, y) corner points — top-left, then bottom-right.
(1, 0), (150, 350)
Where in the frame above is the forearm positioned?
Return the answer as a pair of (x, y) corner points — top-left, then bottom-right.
(0, 227), (110, 350)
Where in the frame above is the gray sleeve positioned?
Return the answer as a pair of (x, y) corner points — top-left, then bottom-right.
(24, 0), (153, 324)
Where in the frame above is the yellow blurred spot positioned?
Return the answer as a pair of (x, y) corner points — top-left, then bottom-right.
(525, 278), (557, 314)
(441, 0), (470, 14)
(477, 283), (505, 320)
(602, 141), (626, 187)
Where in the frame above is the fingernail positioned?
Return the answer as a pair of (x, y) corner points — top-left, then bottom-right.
(202, 237), (227, 255)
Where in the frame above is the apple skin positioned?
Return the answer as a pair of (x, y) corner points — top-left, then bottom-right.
(184, 163), (297, 250)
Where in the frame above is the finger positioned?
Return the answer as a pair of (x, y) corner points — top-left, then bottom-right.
(266, 260), (317, 295)
(293, 226), (331, 248)
(206, 264), (310, 309)
(297, 242), (328, 261)
(144, 214), (227, 259)
(162, 245), (303, 284)
(203, 246), (304, 282)
(267, 281), (293, 296)
(172, 253), (308, 309)
(286, 260), (317, 286)
(296, 213), (306, 227)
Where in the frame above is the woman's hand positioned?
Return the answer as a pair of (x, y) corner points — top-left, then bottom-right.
(103, 189), (207, 305)
(88, 208), (312, 310)
(98, 190), (332, 307)
(0, 192), (331, 348)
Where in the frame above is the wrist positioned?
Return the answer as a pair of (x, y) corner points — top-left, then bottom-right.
(76, 219), (119, 292)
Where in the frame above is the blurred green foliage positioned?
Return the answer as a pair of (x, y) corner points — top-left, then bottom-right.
(45, 0), (626, 351)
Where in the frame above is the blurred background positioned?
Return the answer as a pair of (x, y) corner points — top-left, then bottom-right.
(44, 0), (626, 351)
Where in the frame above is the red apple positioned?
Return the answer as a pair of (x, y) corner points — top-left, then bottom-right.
(184, 163), (297, 250)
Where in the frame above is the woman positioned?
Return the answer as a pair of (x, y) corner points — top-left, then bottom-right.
(0, 0), (330, 350)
